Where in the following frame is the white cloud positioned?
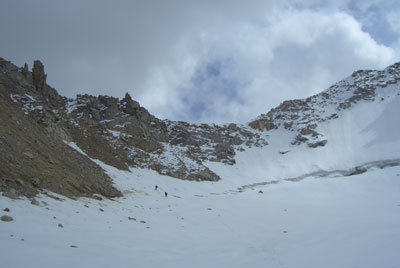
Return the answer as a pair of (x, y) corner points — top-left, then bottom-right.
(0, 0), (398, 123)
(138, 8), (395, 123)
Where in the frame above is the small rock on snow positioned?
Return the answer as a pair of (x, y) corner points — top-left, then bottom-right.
(1, 215), (13, 222)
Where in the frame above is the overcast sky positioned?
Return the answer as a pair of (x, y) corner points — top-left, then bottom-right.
(1, 0), (399, 123)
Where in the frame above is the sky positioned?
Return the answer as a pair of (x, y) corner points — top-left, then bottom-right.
(1, 0), (400, 123)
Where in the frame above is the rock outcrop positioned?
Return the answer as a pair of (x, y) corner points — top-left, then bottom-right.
(32, 60), (47, 91)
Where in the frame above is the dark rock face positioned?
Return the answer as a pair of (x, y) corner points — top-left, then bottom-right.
(0, 58), (122, 199)
(32, 60), (47, 91)
(121, 93), (141, 116)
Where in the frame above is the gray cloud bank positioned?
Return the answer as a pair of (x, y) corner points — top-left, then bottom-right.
(1, 0), (399, 123)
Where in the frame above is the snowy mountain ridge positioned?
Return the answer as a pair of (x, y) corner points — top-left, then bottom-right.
(249, 61), (400, 147)
(1, 57), (400, 199)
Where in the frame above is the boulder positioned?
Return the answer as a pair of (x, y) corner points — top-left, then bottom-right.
(248, 119), (277, 131)
(1, 215), (13, 222)
(308, 140), (328, 148)
(291, 134), (309, 145)
(300, 127), (319, 137)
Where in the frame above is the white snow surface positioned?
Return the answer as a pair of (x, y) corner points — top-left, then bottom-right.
(1, 161), (400, 268)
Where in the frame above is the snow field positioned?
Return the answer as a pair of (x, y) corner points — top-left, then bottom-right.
(1, 161), (400, 268)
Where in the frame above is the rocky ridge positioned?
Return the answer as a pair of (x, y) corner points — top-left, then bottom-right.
(0, 57), (268, 198)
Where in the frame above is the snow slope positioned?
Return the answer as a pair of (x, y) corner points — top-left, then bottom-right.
(1, 158), (400, 268)
(218, 69), (400, 185)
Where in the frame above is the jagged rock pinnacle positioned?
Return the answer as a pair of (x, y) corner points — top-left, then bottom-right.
(22, 63), (29, 78)
(32, 60), (47, 91)
(122, 92), (141, 115)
